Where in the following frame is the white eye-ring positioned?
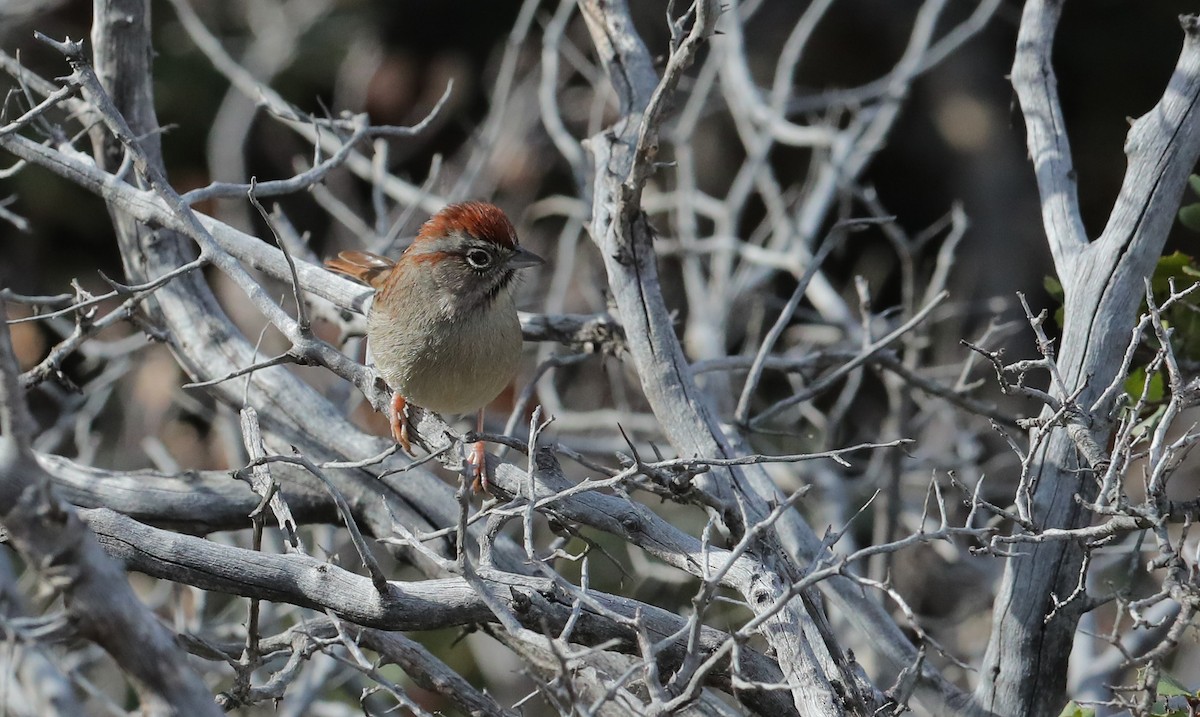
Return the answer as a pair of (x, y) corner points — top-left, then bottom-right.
(465, 248), (493, 269)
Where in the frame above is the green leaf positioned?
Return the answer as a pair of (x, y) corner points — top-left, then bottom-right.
(1156, 672), (1194, 698)
(1179, 204), (1200, 231)
(1151, 251), (1200, 295)
(1154, 251), (1195, 273)
(1174, 309), (1200, 360)
(1057, 702), (1095, 717)
(1189, 173), (1200, 196)
(1044, 275), (1064, 300)
(1126, 367), (1165, 404)
(1043, 275), (1066, 326)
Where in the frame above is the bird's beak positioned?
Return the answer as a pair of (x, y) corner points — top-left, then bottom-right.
(508, 246), (545, 269)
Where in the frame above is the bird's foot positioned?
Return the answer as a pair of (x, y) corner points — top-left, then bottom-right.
(469, 440), (489, 493)
(389, 393), (413, 455)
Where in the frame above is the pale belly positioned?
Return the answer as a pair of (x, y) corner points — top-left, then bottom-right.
(366, 296), (522, 415)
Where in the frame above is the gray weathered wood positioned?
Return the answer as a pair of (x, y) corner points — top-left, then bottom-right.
(976, 7), (1200, 716)
(1, 292), (222, 717)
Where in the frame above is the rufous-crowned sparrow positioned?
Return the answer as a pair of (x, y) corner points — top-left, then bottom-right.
(326, 201), (543, 488)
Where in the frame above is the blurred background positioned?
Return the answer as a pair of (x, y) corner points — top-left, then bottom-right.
(2, 0), (1199, 713)
(4, 0), (1197, 309)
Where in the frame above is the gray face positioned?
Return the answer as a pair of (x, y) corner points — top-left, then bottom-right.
(402, 232), (539, 320)
(443, 237), (521, 313)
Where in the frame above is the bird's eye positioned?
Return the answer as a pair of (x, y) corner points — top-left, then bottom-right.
(465, 248), (493, 269)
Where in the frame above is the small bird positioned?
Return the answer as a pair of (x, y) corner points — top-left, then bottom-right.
(326, 201), (543, 489)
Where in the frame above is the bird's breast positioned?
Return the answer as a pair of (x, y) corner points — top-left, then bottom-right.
(366, 293), (522, 415)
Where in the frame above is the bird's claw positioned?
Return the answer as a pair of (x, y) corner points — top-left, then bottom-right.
(390, 393), (413, 455)
(469, 440), (489, 493)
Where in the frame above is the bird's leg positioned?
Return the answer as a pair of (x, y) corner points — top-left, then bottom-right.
(389, 392), (413, 455)
(469, 409), (488, 493)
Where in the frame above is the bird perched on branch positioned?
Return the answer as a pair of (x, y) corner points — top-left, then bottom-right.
(326, 201), (543, 490)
